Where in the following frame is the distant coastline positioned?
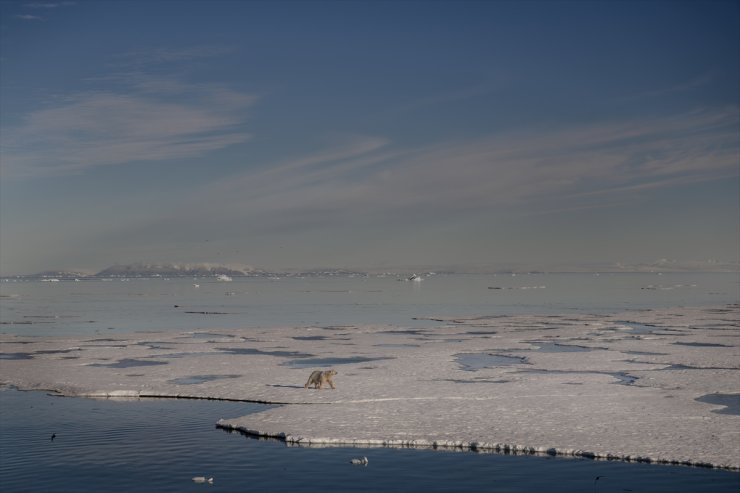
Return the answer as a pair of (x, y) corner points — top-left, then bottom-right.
(2, 259), (738, 280)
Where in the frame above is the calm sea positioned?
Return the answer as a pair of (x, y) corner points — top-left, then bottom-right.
(1, 272), (738, 337)
(1, 273), (738, 492)
(1, 389), (739, 493)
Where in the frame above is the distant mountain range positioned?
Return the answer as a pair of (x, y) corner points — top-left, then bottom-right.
(96, 262), (258, 277)
(13, 262), (369, 279)
(20, 263), (261, 279)
(3, 258), (738, 280)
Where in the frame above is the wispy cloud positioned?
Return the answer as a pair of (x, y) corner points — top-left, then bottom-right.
(12, 2), (75, 23)
(109, 46), (234, 70)
(191, 106), (739, 233)
(23, 2), (76, 8)
(0, 74), (256, 179)
(15, 14), (44, 20)
(618, 73), (717, 102)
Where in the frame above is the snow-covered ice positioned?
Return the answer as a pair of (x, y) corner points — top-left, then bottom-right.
(191, 476), (213, 484)
(1, 305), (738, 469)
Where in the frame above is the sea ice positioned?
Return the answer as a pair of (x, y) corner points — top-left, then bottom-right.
(191, 476), (213, 484)
(1, 304), (738, 469)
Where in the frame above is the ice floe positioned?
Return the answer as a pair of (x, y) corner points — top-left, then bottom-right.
(191, 476), (213, 484)
(1, 304), (738, 470)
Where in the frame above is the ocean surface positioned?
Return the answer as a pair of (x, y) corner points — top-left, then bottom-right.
(1, 272), (737, 337)
(1, 272), (739, 492)
(1, 389), (739, 493)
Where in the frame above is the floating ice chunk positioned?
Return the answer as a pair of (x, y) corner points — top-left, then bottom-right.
(400, 274), (423, 282)
(349, 456), (368, 465)
(192, 476), (213, 484)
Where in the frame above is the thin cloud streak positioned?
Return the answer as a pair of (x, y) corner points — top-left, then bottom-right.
(572, 171), (740, 199)
(195, 106), (739, 229)
(379, 110), (730, 201)
(107, 46), (235, 71)
(24, 2), (76, 8)
(618, 73), (717, 102)
(1, 78), (256, 179)
(212, 135), (395, 197)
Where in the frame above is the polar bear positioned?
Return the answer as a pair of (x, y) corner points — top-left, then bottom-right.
(304, 369), (337, 390)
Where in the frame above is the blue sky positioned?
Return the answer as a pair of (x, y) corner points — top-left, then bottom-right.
(0, 0), (738, 274)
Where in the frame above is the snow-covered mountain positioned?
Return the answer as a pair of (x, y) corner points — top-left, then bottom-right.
(94, 262), (258, 277)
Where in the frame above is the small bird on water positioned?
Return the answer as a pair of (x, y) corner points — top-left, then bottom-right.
(593, 476), (606, 493)
(50, 433), (56, 441)
(349, 456), (368, 466)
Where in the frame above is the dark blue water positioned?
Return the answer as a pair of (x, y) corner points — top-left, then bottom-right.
(1, 389), (737, 492)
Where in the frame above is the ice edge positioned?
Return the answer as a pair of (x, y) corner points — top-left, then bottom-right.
(215, 420), (739, 471)
(54, 388), (301, 406)
(31, 384), (737, 470)
(6, 378), (738, 471)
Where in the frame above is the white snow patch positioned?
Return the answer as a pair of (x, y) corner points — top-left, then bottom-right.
(1, 305), (738, 469)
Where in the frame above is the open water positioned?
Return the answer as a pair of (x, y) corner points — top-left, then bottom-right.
(1, 272), (737, 337)
(1, 389), (739, 493)
(1, 273), (738, 492)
